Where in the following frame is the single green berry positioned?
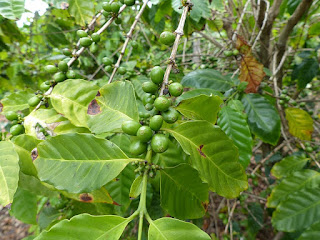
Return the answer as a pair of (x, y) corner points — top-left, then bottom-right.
(280, 94), (286, 99)
(77, 30), (88, 38)
(150, 66), (164, 84)
(11, 120), (18, 125)
(66, 70), (77, 79)
(285, 95), (290, 102)
(53, 72), (66, 82)
(120, 0), (125, 3)
(299, 102), (306, 107)
(5, 111), (18, 121)
(122, 120), (141, 135)
(308, 110), (314, 115)
(62, 48), (72, 56)
(159, 31), (175, 46)
(10, 124), (24, 136)
(162, 107), (179, 124)
(90, 43), (99, 53)
(80, 37), (93, 47)
(305, 146), (313, 153)
(154, 96), (171, 111)
(111, 2), (121, 13)
(168, 82), (183, 97)
(102, 57), (113, 66)
(40, 82), (51, 91)
(44, 65), (58, 74)
(282, 89), (288, 94)
(91, 33), (100, 42)
(284, 103), (288, 108)
(145, 103), (154, 111)
(151, 134), (169, 153)
(224, 51), (233, 57)
(232, 49), (239, 55)
(130, 140), (147, 156)
(279, 100), (285, 105)
(102, 10), (109, 17)
(149, 115), (163, 131)
(142, 81), (158, 93)
(58, 61), (69, 72)
(115, 18), (122, 24)
(118, 67), (126, 75)
(105, 65), (113, 73)
(124, 0), (135, 6)
(142, 95), (154, 105)
(102, 2), (112, 12)
(28, 96), (41, 107)
(137, 126), (153, 142)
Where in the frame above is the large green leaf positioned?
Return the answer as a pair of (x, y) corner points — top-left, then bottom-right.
(148, 217), (211, 240)
(271, 155), (309, 179)
(160, 164), (208, 219)
(10, 188), (37, 224)
(176, 94), (223, 123)
(13, 134), (40, 176)
(35, 214), (129, 240)
(217, 106), (252, 168)
(242, 93), (281, 145)
(292, 56), (318, 89)
(0, 141), (19, 206)
(267, 170), (320, 208)
(68, 0), (95, 26)
(165, 121), (247, 198)
(24, 108), (89, 138)
(272, 187), (320, 231)
(175, 88), (224, 104)
(34, 133), (139, 193)
(50, 79), (99, 128)
(45, 23), (69, 47)
(0, 0), (25, 20)
(298, 221), (320, 240)
(1, 89), (34, 113)
(87, 81), (139, 134)
(181, 69), (233, 92)
(285, 108), (314, 141)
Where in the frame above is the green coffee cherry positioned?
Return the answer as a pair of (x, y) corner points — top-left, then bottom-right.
(111, 2), (121, 13)
(142, 95), (154, 105)
(159, 31), (175, 46)
(142, 81), (158, 93)
(150, 66), (164, 84)
(10, 124), (24, 136)
(168, 82), (183, 97)
(80, 37), (93, 47)
(122, 120), (141, 135)
(149, 115), (163, 131)
(77, 30), (88, 38)
(124, 0), (135, 6)
(90, 42), (99, 53)
(115, 18), (122, 25)
(28, 96), (41, 107)
(91, 33), (100, 42)
(118, 67), (126, 75)
(232, 49), (239, 55)
(145, 103), (154, 111)
(66, 70), (77, 79)
(58, 61), (69, 72)
(137, 126), (153, 142)
(154, 96), (170, 111)
(53, 72), (66, 82)
(102, 57), (113, 66)
(162, 107), (179, 124)
(305, 146), (313, 153)
(105, 66), (113, 73)
(40, 82), (51, 91)
(5, 111), (18, 121)
(130, 140), (147, 156)
(151, 134), (169, 153)
(224, 51), (233, 57)
(103, 2), (112, 12)
(62, 48), (72, 56)
(44, 65), (58, 74)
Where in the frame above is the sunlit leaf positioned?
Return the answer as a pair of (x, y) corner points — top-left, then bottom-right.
(285, 108), (313, 140)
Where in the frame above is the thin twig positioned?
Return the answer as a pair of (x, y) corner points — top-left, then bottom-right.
(232, 0), (251, 42)
(224, 200), (237, 234)
(108, 0), (149, 84)
(160, 0), (192, 95)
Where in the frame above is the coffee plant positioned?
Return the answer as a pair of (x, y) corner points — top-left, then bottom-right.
(0, 0), (319, 239)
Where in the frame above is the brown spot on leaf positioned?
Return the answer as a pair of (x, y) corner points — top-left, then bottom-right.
(197, 145), (206, 157)
(113, 201), (120, 206)
(96, 91), (101, 96)
(31, 148), (38, 161)
(79, 193), (93, 202)
(87, 99), (101, 115)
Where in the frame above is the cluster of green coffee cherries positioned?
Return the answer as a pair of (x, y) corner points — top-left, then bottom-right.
(132, 160), (163, 178)
(4, 111), (25, 136)
(122, 66), (184, 156)
(304, 141), (318, 153)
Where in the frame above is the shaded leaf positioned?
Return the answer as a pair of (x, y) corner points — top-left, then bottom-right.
(160, 164), (208, 219)
(242, 94), (281, 145)
(217, 106), (252, 168)
(298, 221), (320, 240)
(285, 108), (313, 141)
(292, 57), (318, 89)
